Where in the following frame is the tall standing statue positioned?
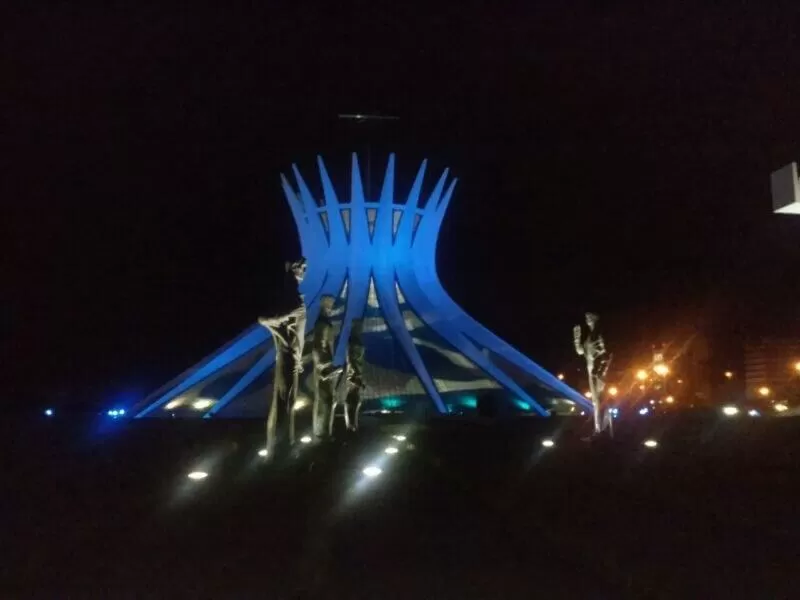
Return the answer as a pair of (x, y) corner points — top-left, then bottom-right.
(258, 258), (307, 455)
(573, 312), (613, 438)
(312, 295), (342, 440)
(343, 319), (366, 432)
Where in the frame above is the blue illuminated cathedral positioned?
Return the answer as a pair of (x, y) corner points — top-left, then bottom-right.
(134, 154), (591, 418)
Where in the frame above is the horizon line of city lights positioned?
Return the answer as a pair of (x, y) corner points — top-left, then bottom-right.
(558, 359), (800, 407)
(39, 360), (798, 421)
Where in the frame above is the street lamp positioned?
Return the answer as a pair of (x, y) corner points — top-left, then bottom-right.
(758, 386), (770, 397)
(794, 362), (800, 374)
(557, 373), (565, 381)
(636, 369), (648, 382)
(724, 371), (734, 380)
(653, 363), (670, 377)
(608, 386), (619, 397)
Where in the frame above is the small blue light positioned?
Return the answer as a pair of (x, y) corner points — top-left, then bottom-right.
(514, 399), (531, 411)
(107, 408), (126, 419)
(638, 407), (649, 416)
(44, 408), (54, 417)
(380, 397), (405, 409)
(460, 395), (478, 409)
(118, 408), (125, 415)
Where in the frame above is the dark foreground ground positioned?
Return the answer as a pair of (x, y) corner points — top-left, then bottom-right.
(3, 412), (799, 598)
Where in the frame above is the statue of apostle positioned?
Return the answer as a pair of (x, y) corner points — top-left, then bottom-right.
(258, 258), (307, 455)
(311, 295), (342, 440)
(573, 311), (613, 438)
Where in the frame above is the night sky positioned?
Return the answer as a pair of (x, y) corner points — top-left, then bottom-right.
(6, 3), (800, 409)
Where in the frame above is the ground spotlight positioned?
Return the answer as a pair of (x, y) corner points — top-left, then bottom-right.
(44, 408), (54, 417)
(362, 465), (382, 478)
(192, 398), (214, 410)
(187, 471), (208, 480)
(258, 448), (268, 457)
(541, 438), (555, 448)
(722, 405), (739, 417)
(384, 446), (399, 455)
(643, 439), (658, 448)
(300, 435), (312, 444)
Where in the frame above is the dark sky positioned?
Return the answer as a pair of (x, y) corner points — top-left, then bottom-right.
(5, 3), (800, 407)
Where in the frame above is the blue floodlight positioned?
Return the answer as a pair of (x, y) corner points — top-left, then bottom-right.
(514, 399), (532, 411)
(380, 397), (406, 410)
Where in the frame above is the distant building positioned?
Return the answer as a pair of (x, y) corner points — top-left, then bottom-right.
(744, 338), (800, 398)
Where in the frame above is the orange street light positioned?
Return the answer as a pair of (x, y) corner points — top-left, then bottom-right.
(608, 386), (619, 397)
(636, 369), (648, 382)
(653, 363), (670, 377)
(724, 371), (734, 380)
(758, 386), (770, 397)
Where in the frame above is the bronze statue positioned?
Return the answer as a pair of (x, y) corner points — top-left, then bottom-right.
(258, 258), (307, 454)
(573, 312), (613, 437)
(342, 319), (366, 432)
(311, 295), (342, 440)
